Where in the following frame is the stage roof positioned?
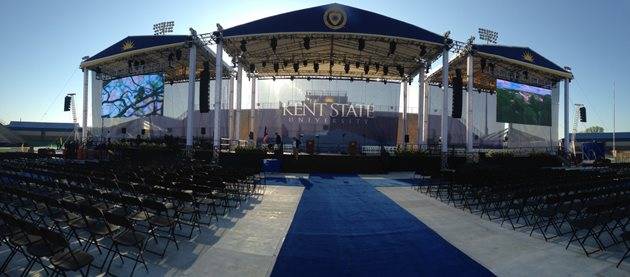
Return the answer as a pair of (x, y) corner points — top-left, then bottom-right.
(427, 44), (573, 92)
(80, 35), (232, 83)
(219, 3), (447, 81)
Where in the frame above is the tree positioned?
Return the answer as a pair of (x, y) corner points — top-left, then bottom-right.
(584, 126), (604, 133)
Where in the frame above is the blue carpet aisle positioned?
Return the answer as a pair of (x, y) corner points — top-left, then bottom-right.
(271, 174), (494, 277)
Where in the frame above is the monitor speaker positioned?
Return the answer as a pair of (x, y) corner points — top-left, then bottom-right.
(200, 61), (210, 113)
(579, 107), (587, 122)
(452, 69), (463, 119)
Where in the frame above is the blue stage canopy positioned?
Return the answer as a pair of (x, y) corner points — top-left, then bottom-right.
(80, 35), (230, 83)
(222, 3), (444, 45)
(472, 44), (571, 76)
(219, 3), (446, 81)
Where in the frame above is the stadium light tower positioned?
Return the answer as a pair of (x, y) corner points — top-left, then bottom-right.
(153, 21), (174, 35)
(478, 28), (498, 44)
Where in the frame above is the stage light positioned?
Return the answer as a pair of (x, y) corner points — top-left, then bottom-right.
(420, 45), (427, 57)
(389, 41), (397, 56)
(176, 49), (182, 60)
(303, 60), (308, 66)
(363, 64), (369, 74)
(303, 37), (311, 50)
(344, 63), (350, 74)
(355, 61), (360, 69)
(313, 62), (319, 73)
(293, 62), (299, 73)
(262, 61), (267, 67)
(273, 62), (279, 73)
(383, 65), (389, 75)
(240, 40), (247, 52)
(480, 58), (487, 72)
(250, 64), (256, 73)
(358, 38), (365, 51)
(270, 37), (278, 53)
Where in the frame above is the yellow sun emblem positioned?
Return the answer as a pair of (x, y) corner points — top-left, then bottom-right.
(522, 51), (534, 63)
(121, 40), (135, 51)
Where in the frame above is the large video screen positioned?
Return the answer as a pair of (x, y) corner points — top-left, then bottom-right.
(101, 74), (164, 118)
(496, 79), (551, 126)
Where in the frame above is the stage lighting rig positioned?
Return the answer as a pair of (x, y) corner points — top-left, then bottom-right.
(153, 21), (174, 35)
(478, 28), (498, 44)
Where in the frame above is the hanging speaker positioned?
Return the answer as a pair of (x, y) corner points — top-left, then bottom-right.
(200, 61), (210, 113)
(579, 107), (587, 122)
(452, 69), (463, 119)
(63, 96), (71, 111)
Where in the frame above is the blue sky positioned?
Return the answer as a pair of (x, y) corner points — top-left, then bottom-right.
(0, 0), (628, 136)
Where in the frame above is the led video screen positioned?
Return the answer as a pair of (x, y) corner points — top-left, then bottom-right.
(496, 79), (551, 126)
(101, 74), (164, 118)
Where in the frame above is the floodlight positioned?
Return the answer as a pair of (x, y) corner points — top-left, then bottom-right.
(478, 28), (498, 44)
(154, 21), (175, 35)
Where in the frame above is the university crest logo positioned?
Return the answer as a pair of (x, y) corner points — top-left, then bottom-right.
(323, 6), (347, 30)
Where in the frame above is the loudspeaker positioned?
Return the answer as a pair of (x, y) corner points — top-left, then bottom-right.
(452, 69), (463, 119)
(121, 128), (127, 134)
(63, 96), (71, 111)
(200, 61), (210, 113)
(579, 107), (587, 122)
(201, 127), (206, 135)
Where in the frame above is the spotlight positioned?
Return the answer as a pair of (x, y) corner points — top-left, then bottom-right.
(270, 37), (278, 53)
(355, 61), (360, 69)
(249, 64), (256, 73)
(303, 60), (308, 66)
(383, 65), (389, 75)
(397, 65), (404, 77)
(344, 63), (350, 73)
(358, 38), (365, 51)
(262, 61), (267, 67)
(389, 41), (397, 56)
(240, 40), (247, 52)
(303, 37), (311, 50)
(363, 64), (369, 74)
(273, 62), (279, 73)
(420, 45), (427, 57)
(313, 62), (319, 73)
(293, 62), (299, 73)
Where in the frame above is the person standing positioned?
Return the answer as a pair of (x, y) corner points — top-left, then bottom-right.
(275, 133), (282, 156)
(293, 136), (301, 159)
